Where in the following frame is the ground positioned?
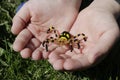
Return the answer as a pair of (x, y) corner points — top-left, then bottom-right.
(0, 0), (120, 80)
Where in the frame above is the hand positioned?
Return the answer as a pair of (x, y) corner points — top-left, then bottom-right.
(11, 0), (81, 60)
(48, 2), (120, 70)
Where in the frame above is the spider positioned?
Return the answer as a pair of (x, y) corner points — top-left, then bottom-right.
(42, 26), (87, 52)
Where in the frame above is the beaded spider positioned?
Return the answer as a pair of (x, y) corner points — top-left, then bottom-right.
(42, 26), (87, 52)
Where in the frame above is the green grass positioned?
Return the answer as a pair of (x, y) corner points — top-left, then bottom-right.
(0, 0), (120, 80)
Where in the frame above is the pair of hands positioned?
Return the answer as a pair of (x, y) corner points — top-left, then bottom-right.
(11, 0), (120, 70)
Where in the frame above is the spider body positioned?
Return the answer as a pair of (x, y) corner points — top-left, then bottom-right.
(42, 26), (87, 52)
(56, 31), (71, 45)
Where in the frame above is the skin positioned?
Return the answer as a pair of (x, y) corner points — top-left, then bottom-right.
(11, 0), (120, 70)
(48, 0), (120, 70)
(11, 0), (81, 60)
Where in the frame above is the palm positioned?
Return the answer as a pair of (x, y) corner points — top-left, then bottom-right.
(48, 8), (120, 70)
(25, 0), (79, 42)
(12, 0), (81, 59)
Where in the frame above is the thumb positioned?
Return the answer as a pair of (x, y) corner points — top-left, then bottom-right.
(11, 2), (30, 35)
(87, 28), (119, 64)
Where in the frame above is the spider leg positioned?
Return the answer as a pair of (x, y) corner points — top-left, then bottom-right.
(42, 41), (46, 47)
(74, 38), (85, 53)
(42, 39), (49, 51)
(74, 33), (87, 42)
(70, 44), (73, 52)
(45, 44), (48, 52)
(69, 40), (73, 52)
(81, 33), (87, 41)
(47, 26), (55, 33)
(42, 37), (56, 52)
(47, 26), (60, 39)
(74, 39), (81, 49)
(77, 42), (80, 49)
(53, 30), (59, 38)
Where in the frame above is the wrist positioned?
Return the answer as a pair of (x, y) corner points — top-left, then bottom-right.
(89, 0), (120, 17)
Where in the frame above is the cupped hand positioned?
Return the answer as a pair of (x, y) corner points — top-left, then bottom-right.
(11, 0), (81, 60)
(48, 6), (120, 70)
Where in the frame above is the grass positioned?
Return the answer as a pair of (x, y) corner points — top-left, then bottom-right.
(0, 0), (120, 80)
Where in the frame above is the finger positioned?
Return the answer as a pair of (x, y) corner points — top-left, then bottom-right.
(26, 38), (41, 50)
(48, 46), (69, 64)
(64, 59), (82, 70)
(52, 51), (90, 71)
(63, 51), (90, 70)
(13, 29), (32, 52)
(27, 38), (43, 60)
(42, 43), (58, 59)
(31, 48), (43, 60)
(20, 48), (32, 58)
(63, 58), (90, 71)
(11, 3), (30, 35)
(20, 38), (41, 59)
(52, 59), (65, 70)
